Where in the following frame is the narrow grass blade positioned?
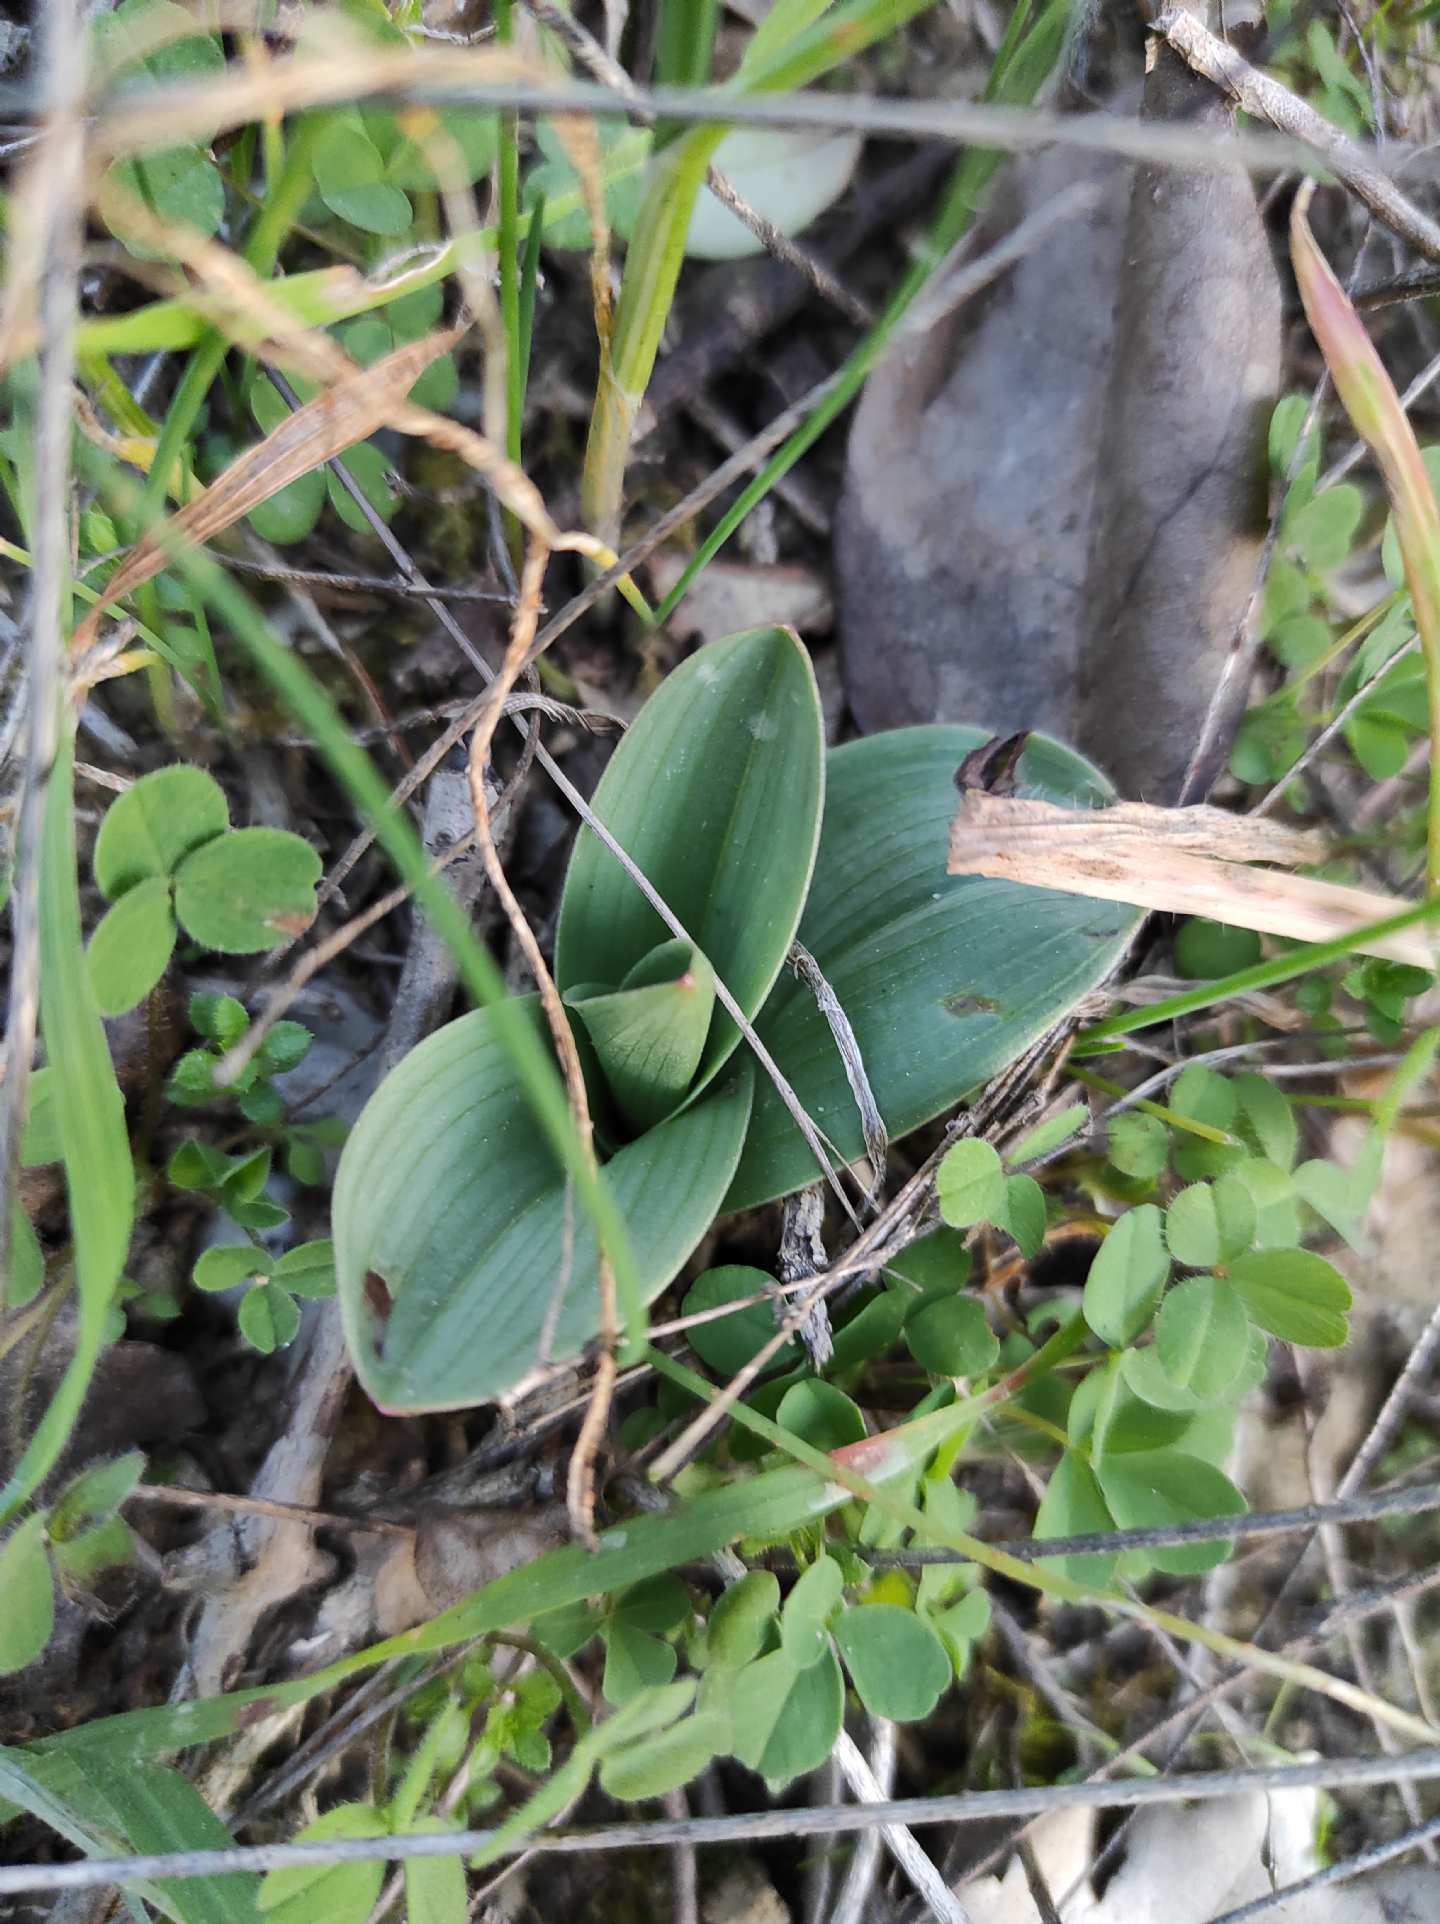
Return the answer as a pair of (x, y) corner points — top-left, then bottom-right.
(1291, 185), (1440, 893)
(0, 729), (133, 1527)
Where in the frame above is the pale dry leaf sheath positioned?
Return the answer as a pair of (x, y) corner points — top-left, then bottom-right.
(946, 794), (1433, 968)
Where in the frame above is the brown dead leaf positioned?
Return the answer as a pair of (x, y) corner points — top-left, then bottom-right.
(947, 791), (1433, 967)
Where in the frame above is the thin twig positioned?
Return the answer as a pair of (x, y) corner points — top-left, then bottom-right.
(1150, 4), (1440, 265)
(1209, 1810), (1440, 1924)
(867, 1479), (1440, 1563)
(833, 1725), (970, 1924)
(1254, 636), (1422, 816)
(129, 1482), (412, 1538)
(11, 1753), (1440, 1897)
(704, 166), (874, 327)
(217, 552), (517, 605)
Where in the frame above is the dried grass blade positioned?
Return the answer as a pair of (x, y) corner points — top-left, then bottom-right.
(1290, 183), (1440, 894)
(947, 792), (1433, 967)
(69, 323), (467, 652)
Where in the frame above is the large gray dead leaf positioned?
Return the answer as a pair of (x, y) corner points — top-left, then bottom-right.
(837, 135), (1132, 743)
(1073, 44), (1282, 800)
(838, 63), (1281, 802)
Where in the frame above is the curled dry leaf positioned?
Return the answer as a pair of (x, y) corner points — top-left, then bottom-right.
(838, 57), (1281, 802)
(947, 791), (1433, 967)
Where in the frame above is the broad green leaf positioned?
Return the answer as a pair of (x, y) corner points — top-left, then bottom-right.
(237, 1281), (301, 1354)
(1107, 1111), (1169, 1181)
(1082, 1205), (1168, 1347)
(833, 1604), (951, 1722)
(1067, 1360), (1189, 1456)
(383, 106), (498, 189)
(86, 875), (177, 1015)
(999, 1172), (1047, 1257)
(49, 1517), (136, 1588)
(246, 469), (325, 545)
(94, 764), (228, 898)
(102, 147), (225, 257)
(1033, 1452), (1117, 1586)
(928, 1589), (991, 1673)
(7, 1745), (261, 1924)
(193, 1244), (270, 1293)
(612, 1574), (691, 1635)
(258, 1021), (313, 1073)
(20, 1067), (61, 1166)
(567, 939), (717, 1130)
(705, 1572), (780, 1670)
(1123, 1333), (1266, 1415)
(936, 1139), (1005, 1229)
(334, 999), (753, 1410)
(259, 1802), (389, 1921)
(1233, 1071), (1298, 1170)
(684, 127), (860, 260)
(1170, 1066), (1243, 1181)
(731, 1644), (844, 1787)
(7, 1205), (44, 1309)
(556, 627), (824, 1097)
(825, 1284), (909, 1374)
(328, 441), (400, 530)
(728, 727), (1136, 1209)
(779, 1555), (844, 1669)
(174, 827), (321, 953)
(523, 120), (653, 250)
(403, 1828), (467, 1924)
(49, 1451), (145, 1543)
(603, 1620), (677, 1703)
(1287, 482), (1363, 570)
(190, 991), (248, 1049)
(1230, 1156), (1302, 1249)
(1007, 1102), (1088, 1165)
(1229, 1248), (1352, 1348)
(272, 1240), (337, 1299)
(0, 1515), (54, 1675)
(1155, 1277), (1250, 1403)
(1164, 1177), (1256, 1269)
(904, 1291), (998, 1378)
(682, 1265), (798, 1378)
(885, 1226), (971, 1293)
(1096, 1451), (1248, 1577)
(313, 111), (413, 234)
(775, 1380), (865, 1452)
(1174, 918), (1263, 980)
(1294, 1156), (1374, 1248)
(85, 1762), (262, 1924)
(598, 1710), (728, 1800)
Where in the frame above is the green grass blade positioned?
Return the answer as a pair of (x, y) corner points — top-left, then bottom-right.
(27, 1402), (977, 1768)
(1076, 898), (1440, 1050)
(0, 729), (133, 1527)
